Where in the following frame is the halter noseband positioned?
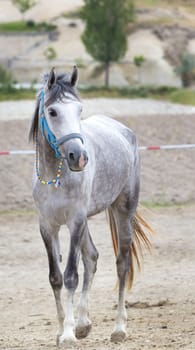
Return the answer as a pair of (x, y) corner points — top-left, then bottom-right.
(39, 90), (84, 159)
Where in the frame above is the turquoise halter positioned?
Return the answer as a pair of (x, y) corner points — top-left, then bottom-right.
(39, 90), (84, 159)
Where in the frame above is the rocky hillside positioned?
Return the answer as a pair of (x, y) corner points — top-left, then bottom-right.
(1, 0), (195, 86)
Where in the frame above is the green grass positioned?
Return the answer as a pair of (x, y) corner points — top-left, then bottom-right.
(141, 200), (195, 209)
(0, 21), (56, 32)
(80, 85), (169, 97)
(150, 88), (195, 105)
(79, 85), (178, 100)
(166, 88), (195, 105)
(0, 209), (36, 217)
(0, 86), (36, 101)
(1, 85), (195, 106)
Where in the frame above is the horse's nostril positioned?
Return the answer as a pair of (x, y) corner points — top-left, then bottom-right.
(69, 152), (75, 161)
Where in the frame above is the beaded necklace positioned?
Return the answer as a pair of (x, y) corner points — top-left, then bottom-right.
(35, 137), (63, 188)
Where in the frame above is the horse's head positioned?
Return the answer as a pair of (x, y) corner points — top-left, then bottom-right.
(40, 66), (88, 172)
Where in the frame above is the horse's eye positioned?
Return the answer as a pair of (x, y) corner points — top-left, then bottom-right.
(49, 108), (57, 117)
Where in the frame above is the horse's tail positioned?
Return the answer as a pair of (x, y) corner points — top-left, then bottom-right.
(108, 208), (155, 290)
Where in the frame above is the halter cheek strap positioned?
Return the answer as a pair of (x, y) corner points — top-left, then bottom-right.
(39, 90), (84, 159)
(39, 114), (61, 159)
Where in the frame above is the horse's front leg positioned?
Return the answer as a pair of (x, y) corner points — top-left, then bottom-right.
(39, 222), (65, 343)
(59, 217), (86, 346)
(76, 225), (99, 339)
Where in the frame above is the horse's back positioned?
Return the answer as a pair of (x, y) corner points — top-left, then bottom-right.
(83, 115), (136, 147)
(82, 115), (140, 215)
(83, 115), (138, 158)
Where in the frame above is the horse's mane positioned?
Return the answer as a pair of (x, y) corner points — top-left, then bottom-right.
(29, 72), (79, 142)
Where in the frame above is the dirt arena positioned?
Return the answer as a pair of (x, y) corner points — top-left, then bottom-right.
(0, 106), (195, 349)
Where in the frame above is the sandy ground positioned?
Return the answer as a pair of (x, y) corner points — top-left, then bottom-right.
(0, 99), (195, 349)
(0, 205), (195, 350)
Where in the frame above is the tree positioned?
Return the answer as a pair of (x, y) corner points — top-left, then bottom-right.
(80, 0), (135, 86)
(176, 52), (195, 87)
(133, 55), (145, 85)
(12, 0), (37, 18)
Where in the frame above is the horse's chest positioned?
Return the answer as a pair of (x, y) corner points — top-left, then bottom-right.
(33, 182), (82, 223)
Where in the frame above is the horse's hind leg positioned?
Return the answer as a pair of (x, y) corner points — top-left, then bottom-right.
(110, 193), (137, 342)
(76, 225), (99, 339)
(39, 222), (64, 345)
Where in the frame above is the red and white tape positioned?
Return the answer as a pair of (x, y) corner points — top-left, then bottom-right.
(0, 150), (35, 156)
(0, 144), (195, 156)
(138, 144), (195, 151)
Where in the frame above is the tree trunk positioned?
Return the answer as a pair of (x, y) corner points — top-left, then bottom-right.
(181, 72), (191, 87)
(105, 61), (110, 87)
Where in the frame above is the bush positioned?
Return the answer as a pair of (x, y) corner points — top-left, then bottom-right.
(44, 47), (57, 61)
(26, 20), (35, 27)
(0, 21), (57, 32)
(0, 65), (12, 85)
(79, 85), (177, 98)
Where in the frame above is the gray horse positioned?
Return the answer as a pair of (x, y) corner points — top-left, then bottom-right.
(29, 66), (153, 347)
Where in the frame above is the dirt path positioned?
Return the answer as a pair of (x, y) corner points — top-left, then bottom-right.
(1, 99), (195, 121)
(0, 205), (195, 350)
(0, 100), (195, 349)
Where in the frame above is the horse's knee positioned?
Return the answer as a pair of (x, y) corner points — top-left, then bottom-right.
(49, 271), (63, 290)
(64, 269), (79, 291)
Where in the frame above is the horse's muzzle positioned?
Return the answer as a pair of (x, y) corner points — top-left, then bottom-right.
(65, 144), (88, 172)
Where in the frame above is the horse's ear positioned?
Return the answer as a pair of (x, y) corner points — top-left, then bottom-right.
(70, 65), (78, 86)
(46, 67), (56, 90)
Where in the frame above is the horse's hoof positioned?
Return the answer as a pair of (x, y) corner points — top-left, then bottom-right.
(56, 331), (64, 347)
(75, 323), (92, 339)
(57, 334), (77, 348)
(110, 330), (127, 343)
